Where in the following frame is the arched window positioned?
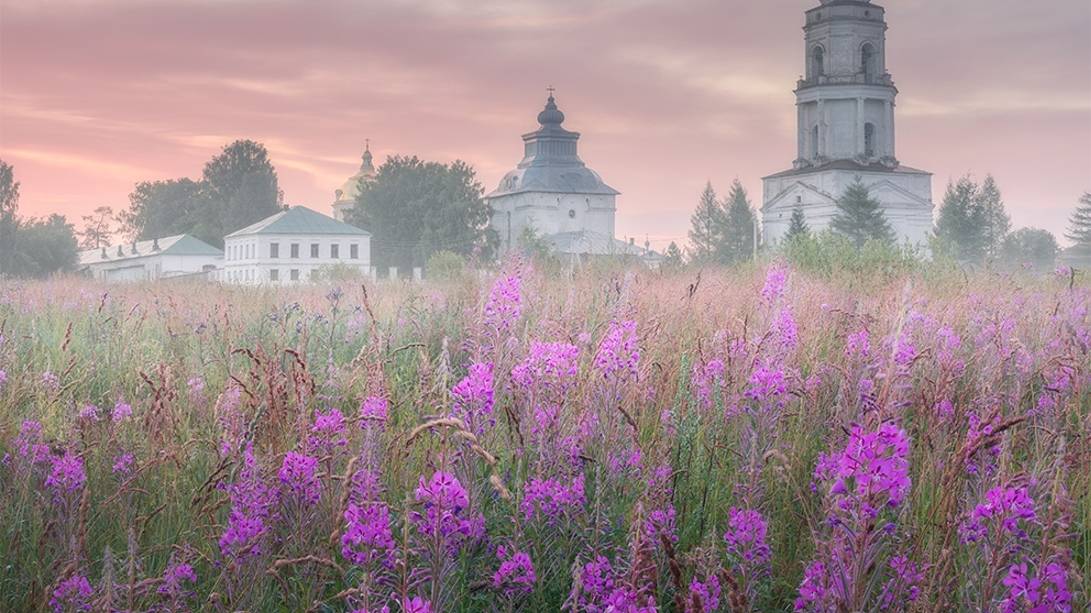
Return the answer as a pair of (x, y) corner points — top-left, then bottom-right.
(864, 123), (876, 158)
(810, 46), (825, 79)
(861, 43), (876, 81)
(811, 124), (820, 159)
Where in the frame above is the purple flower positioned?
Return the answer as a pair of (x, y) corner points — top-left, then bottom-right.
(724, 507), (771, 566)
(880, 555), (923, 608)
(451, 362), (495, 434)
(360, 396), (389, 425)
(0, 369), (7, 389)
(511, 341), (580, 399)
(827, 422), (911, 514)
(157, 561), (197, 598)
(794, 560), (831, 611)
(77, 403), (101, 422)
(14, 420), (50, 466)
(41, 371), (60, 390)
(278, 452), (321, 505)
(691, 358), (725, 408)
(491, 546), (536, 596)
(50, 574), (93, 612)
(401, 597), (434, 613)
(309, 408), (347, 454)
(46, 451), (87, 494)
(1001, 559), (1071, 613)
(845, 329), (870, 358)
(688, 574), (722, 613)
(644, 505), (678, 546)
(112, 452), (135, 477)
(594, 320), (640, 382)
(745, 362), (788, 409)
(520, 474), (586, 523)
(774, 307), (799, 350)
(960, 485), (1037, 544)
(342, 502), (396, 568)
(111, 401), (133, 423)
(219, 446), (278, 559)
(413, 471), (481, 547)
(483, 273), (523, 335)
(761, 264), (789, 304)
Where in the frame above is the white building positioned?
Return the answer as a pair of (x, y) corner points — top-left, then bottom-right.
(762, 0), (933, 246)
(332, 143), (377, 222)
(487, 93), (655, 262)
(78, 234), (221, 282)
(221, 206), (372, 285)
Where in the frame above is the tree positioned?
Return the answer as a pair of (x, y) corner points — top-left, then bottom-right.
(1000, 228), (1058, 271)
(346, 155), (496, 272)
(0, 160), (20, 277)
(9, 214), (79, 277)
(1065, 192), (1091, 255)
(934, 176), (986, 262)
(720, 179), (756, 264)
(661, 241), (684, 269)
(203, 140), (281, 239)
(829, 178), (894, 247)
(122, 178), (214, 244)
(976, 175), (1011, 259)
(79, 205), (116, 249)
(688, 182), (726, 263)
(784, 205), (810, 242)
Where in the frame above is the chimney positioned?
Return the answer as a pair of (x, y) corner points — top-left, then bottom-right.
(152, 238), (160, 251)
(131, 242), (138, 255)
(117, 245), (124, 256)
(629, 237), (635, 246)
(100, 247), (107, 258)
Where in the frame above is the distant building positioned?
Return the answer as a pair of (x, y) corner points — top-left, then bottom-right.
(332, 143), (377, 221)
(762, 0), (933, 246)
(78, 234), (221, 282)
(221, 206), (372, 285)
(487, 93), (655, 263)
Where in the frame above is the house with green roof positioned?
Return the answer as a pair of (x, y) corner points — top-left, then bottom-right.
(221, 205), (372, 285)
(78, 234), (222, 282)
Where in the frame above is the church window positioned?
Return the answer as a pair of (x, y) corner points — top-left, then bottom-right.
(864, 123), (876, 158)
(568, 209), (576, 219)
(811, 124), (820, 159)
(270, 242), (279, 258)
(810, 46), (825, 79)
(861, 43), (876, 81)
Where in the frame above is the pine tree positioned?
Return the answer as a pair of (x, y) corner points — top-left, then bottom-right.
(935, 176), (988, 262)
(829, 178), (894, 247)
(784, 205), (810, 241)
(975, 174), (1011, 259)
(688, 182), (726, 263)
(1065, 192), (1091, 255)
(662, 241), (684, 269)
(720, 179), (756, 264)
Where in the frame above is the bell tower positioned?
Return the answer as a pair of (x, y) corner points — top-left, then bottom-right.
(794, 0), (898, 169)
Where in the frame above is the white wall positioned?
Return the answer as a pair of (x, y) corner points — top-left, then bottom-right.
(89, 254), (221, 282)
(221, 234), (372, 285)
(489, 192), (617, 253)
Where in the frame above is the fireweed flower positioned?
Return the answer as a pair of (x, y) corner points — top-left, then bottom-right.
(342, 501), (396, 568)
(644, 504), (678, 545)
(520, 474), (586, 523)
(112, 452), (135, 477)
(483, 273), (523, 336)
(794, 561), (833, 611)
(688, 574), (722, 613)
(773, 307), (799, 351)
(308, 408), (347, 455)
(845, 328), (871, 359)
(46, 451), (87, 495)
(450, 362), (495, 435)
(825, 422), (911, 516)
(761, 264), (789, 304)
(77, 403), (101, 422)
(691, 358), (725, 409)
(491, 546), (536, 596)
(41, 370), (60, 391)
(157, 560), (198, 599)
(413, 471), (481, 546)
(879, 554), (924, 609)
(511, 341), (580, 399)
(401, 597), (434, 613)
(745, 361), (788, 410)
(50, 575), (93, 612)
(219, 445), (279, 560)
(111, 401), (133, 423)
(959, 485), (1037, 544)
(14, 420), (50, 466)
(1001, 559), (1072, 613)
(278, 452), (321, 505)
(594, 319), (640, 382)
(724, 507), (771, 566)
(360, 396), (389, 426)
(0, 368), (7, 389)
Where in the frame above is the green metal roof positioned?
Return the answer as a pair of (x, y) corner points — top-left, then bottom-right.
(226, 206), (370, 238)
(78, 234), (222, 266)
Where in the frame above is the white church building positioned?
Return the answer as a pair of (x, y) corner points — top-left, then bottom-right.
(331, 143), (377, 222)
(221, 205), (371, 285)
(487, 93), (655, 261)
(762, 0), (933, 246)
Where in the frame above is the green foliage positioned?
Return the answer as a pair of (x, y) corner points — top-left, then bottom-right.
(934, 175), (1011, 263)
(1001, 228), (1059, 271)
(310, 262), (368, 282)
(829, 178), (894, 247)
(8, 214), (80, 277)
(1066, 192), (1091, 255)
(0, 159), (20, 277)
(347, 155), (496, 272)
(425, 250), (468, 280)
(720, 179), (756, 264)
(688, 182), (725, 264)
(78, 205), (116, 249)
(121, 140), (280, 247)
(784, 205), (810, 242)
(661, 241), (685, 269)
(780, 230), (920, 281)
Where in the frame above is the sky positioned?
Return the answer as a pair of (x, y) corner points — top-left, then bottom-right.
(2, 0), (1089, 249)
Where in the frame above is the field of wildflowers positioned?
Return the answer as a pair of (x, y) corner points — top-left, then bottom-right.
(0, 261), (1087, 612)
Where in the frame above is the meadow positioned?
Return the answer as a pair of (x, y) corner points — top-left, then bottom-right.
(0, 261), (1086, 612)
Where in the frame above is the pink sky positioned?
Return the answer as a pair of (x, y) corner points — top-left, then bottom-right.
(2, 0), (1089, 249)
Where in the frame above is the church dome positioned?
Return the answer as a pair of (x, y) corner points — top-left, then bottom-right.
(537, 95), (565, 126)
(335, 145), (377, 203)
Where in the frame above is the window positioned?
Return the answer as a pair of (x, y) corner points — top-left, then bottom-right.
(310, 243), (319, 258)
(270, 242), (280, 258)
(864, 123), (876, 158)
(290, 269), (299, 281)
(350, 244), (359, 259)
(270, 269), (279, 281)
(811, 124), (820, 159)
(290, 243), (299, 258)
(810, 46), (825, 79)
(331, 244), (340, 259)
(861, 43), (876, 81)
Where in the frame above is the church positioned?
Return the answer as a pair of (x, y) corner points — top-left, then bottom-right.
(762, 0), (933, 246)
(331, 142), (377, 222)
(487, 93), (656, 262)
